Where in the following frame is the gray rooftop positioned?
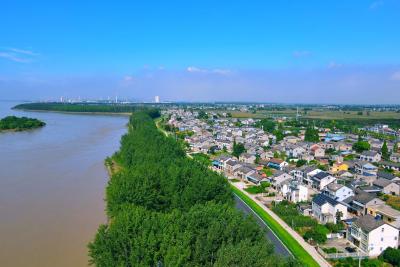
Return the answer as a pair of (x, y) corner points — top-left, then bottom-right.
(353, 214), (384, 233)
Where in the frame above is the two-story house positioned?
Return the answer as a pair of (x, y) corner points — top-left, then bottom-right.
(349, 215), (399, 257)
(312, 194), (348, 224)
(311, 171), (336, 190)
(324, 183), (354, 201)
(267, 158), (288, 170)
(360, 151), (382, 163)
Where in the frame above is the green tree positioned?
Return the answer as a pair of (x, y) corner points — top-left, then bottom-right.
(380, 247), (400, 266)
(197, 110), (209, 119)
(232, 140), (246, 158)
(296, 159), (307, 167)
(304, 127), (319, 142)
(353, 140), (371, 153)
(381, 140), (389, 160)
(258, 119), (276, 133)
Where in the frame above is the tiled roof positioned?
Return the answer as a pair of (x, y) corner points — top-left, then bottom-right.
(353, 215), (384, 233)
(313, 193), (339, 207)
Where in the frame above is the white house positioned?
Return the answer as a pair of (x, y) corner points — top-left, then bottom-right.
(239, 153), (256, 164)
(349, 215), (399, 257)
(311, 172), (336, 190)
(324, 183), (354, 201)
(271, 171), (293, 190)
(281, 182), (308, 203)
(360, 151), (382, 163)
(312, 194), (348, 224)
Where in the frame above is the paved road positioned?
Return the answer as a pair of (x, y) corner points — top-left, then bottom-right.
(234, 194), (292, 257)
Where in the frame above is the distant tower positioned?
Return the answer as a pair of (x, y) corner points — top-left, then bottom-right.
(296, 106), (299, 121)
(155, 96), (160, 103)
(115, 95), (118, 103)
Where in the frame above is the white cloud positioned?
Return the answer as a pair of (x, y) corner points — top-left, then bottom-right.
(0, 47), (39, 63)
(8, 48), (39, 56)
(187, 66), (206, 73)
(212, 69), (231, 75)
(370, 0), (384, 9)
(328, 61), (342, 69)
(124, 75), (134, 81)
(0, 52), (31, 63)
(187, 66), (231, 75)
(390, 71), (400, 81)
(293, 50), (311, 58)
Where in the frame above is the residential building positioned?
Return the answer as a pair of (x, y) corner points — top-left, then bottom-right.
(360, 151), (382, 163)
(355, 161), (378, 177)
(267, 158), (288, 170)
(312, 194), (348, 224)
(239, 153), (256, 164)
(324, 183), (354, 202)
(311, 171), (336, 190)
(373, 179), (400, 196)
(349, 215), (399, 257)
(367, 204), (400, 229)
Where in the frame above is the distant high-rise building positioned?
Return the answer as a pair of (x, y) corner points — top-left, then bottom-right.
(155, 96), (160, 103)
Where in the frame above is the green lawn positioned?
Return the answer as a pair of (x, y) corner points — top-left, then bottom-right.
(231, 185), (320, 267)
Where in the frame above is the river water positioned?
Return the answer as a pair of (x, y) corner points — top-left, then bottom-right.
(0, 101), (128, 267)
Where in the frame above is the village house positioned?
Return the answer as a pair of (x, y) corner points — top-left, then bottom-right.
(349, 214), (399, 257)
(355, 161), (378, 177)
(312, 194), (348, 224)
(234, 166), (255, 181)
(390, 153), (400, 163)
(330, 162), (349, 173)
(224, 159), (242, 176)
(350, 190), (385, 215)
(324, 183), (354, 201)
(270, 171), (293, 190)
(373, 178), (400, 196)
(310, 144), (325, 158)
(359, 151), (382, 163)
(281, 181), (308, 203)
(239, 153), (256, 164)
(311, 171), (336, 190)
(380, 161), (400, 172)
(267, 158), (288, 170)
(377, 170), (400, 181)
(246, 172), (265, 185)
(367, 204), (400, 229)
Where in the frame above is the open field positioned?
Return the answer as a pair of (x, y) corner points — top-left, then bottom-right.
(215, 109), (400, 121)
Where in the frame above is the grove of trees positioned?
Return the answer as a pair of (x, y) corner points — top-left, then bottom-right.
(0, 116), (45, 131)
(89, 111), (298, 267)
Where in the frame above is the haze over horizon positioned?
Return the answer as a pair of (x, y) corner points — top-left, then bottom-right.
(1, 1), (400, 104)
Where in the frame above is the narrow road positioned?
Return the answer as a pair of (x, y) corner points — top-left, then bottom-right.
(234, 194), (292, 257)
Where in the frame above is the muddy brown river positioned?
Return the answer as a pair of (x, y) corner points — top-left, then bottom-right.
(0, 101), (128, 267)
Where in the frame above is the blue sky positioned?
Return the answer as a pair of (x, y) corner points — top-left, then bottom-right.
(1, 0), (400, 103)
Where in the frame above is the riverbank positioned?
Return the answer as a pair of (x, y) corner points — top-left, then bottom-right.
(13, 108), (132, 116)
(90, 111), (296, 266)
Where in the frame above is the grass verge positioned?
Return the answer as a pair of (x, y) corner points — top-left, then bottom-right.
(231, 185), (320, 267)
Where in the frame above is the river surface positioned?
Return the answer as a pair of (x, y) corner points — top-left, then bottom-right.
(0, 101), (128, 267)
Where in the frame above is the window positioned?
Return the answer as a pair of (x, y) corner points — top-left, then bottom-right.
(381, 228), (385, 232)
(395, 236), (398, 240)
(381, 237), (384, 242)
(380, 247), (383, 251)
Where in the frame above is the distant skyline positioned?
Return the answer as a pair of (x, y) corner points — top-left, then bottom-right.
(1, 0), (400, 104)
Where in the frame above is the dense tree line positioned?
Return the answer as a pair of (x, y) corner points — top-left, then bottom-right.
(0, 116), (45, 131)
(14, 103), (161, 118)
(89, 111), (298, 266)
